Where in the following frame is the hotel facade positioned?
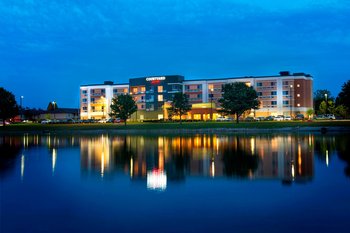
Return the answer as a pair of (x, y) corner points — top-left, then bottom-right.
(80, 71), (313, 121)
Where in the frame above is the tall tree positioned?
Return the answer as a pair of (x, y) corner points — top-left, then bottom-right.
(218, 82), (259, 123)
(168, 92), (191, 124)
(314, 89), (333, 114)
(336, 80), (350, 115)
(0, 87), (19, 126)
(110, 94), (137, 126)
(47, 102), (58, 111)
(319, 100), (335, 115)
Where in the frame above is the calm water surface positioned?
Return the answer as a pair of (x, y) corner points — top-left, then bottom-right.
(1, 133), (350, 233)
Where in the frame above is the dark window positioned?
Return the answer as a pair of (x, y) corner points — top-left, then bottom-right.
(271, 101), (277, 105)
(271, 82), (276, 86)
(91, 98), (95, 102)
(283, 91), (289, 95)
(257, 83), (262, 87)
(257, 92), (262, 96)
(283, 101), (289, 105)
(271, 91), (277, 95)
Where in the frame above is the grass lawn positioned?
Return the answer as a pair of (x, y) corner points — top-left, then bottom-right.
(1, 120), (350, 133)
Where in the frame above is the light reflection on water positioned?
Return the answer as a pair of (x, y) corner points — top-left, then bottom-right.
(2, 133), (350, 186)
(1, 133), (350, 233)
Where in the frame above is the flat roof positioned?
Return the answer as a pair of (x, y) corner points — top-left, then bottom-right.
(80, 73), (312, 86)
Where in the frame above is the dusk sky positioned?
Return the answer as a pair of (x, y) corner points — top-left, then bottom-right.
(1, 0), (349, 109)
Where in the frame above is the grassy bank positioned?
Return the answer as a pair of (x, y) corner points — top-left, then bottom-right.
(1, 120), (350, 134)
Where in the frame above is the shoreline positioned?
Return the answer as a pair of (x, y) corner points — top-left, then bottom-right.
(1, 126), (350, 136)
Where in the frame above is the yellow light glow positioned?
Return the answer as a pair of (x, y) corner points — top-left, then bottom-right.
(211, 161), (215, 177)
(250, 138), (255, 155)
(130, 158), (133, 178)
(326, 150), (329, 167)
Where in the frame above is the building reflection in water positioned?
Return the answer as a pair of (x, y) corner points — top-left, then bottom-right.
(79, 134), (316, 188)
(3, 133), (350, 183)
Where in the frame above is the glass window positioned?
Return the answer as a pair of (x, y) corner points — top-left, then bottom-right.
(158, 95), (163, 101)
(158, 86), (163, 92)
(82, 98), (87, 103)
(283, 91), (289, 95)
(271, 82), (276, 86)
(257, 92), (262, 96)
(132, 87), (138, 93)
(283, 100), (289, 105)
(257, 82), (262, 87)
(271, 91), (277, 95)
(271, 101), (277, 105)
(141, 86), (146, 92)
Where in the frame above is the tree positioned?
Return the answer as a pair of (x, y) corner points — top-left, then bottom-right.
(334, 105), (348, 119)
(319, 100), (335, 114)
(306, 108), (314, 120)
(47, 102), (58, 111)
(314, 89), (333, 114)
(168, 92), (191, 124)
(110, 94), (137, 126)
(0, 87), (19, 126)
(336, 80), (350, 116)
(218, 82), (259, 123)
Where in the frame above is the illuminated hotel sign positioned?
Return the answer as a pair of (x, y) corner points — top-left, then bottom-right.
(146, 76), (166, 81)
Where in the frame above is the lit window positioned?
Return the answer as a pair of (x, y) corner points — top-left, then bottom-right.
(208, 84), (214, 90)
(124, 88), (128, 93)
(133, 87), (138, 93)
(158, 86), (163, 92)
(158, 95), (163, 101)
(141, 86), (146, 92)
(297, 94), (300, 97)
(245, 82), (251, 87)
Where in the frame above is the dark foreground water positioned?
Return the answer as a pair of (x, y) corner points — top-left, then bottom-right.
(1, 133), (350, 233)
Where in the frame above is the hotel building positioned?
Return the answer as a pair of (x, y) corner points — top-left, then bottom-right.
(80, 71), (313, 120)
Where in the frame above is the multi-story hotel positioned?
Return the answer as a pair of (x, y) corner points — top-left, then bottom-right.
(80, 71), (313, 121)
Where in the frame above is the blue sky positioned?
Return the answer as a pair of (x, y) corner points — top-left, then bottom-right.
(1, 0), (349, 108)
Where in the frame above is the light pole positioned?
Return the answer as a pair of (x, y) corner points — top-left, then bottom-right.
(209, 88), (214, 120)
(20, 96), (24, 121)
(52, 101), (56, 120)
(324, 93), (328, 114)
(289, 85), (293, 117)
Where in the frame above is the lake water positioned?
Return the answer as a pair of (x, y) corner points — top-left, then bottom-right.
(1, 133), (350, 233)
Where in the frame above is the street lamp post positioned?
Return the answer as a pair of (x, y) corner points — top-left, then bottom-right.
(209, 88), (214, 120)
(52, 101), (56, 121)
(325, 93), (328, 114)
(289, 85), (293, 117)
(20, 96), (24, 121)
